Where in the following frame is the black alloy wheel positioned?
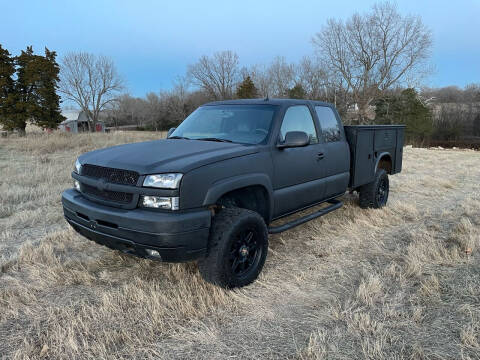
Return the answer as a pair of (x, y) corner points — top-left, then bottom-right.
(359, 168), (390, 209)
(376, 176), (389, 207)
(229, 228), (263, 279)
(198, 207), (268, 288)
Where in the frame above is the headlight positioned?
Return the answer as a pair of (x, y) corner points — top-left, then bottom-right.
(143, 173), (183, 189)
(74, 158), (82, 174)
(140, 196), (179, 210)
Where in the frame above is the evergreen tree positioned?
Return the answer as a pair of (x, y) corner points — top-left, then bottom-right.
(236, 76), (257, 99)
(35, 48), (65, 129)
(15, 46), (38, 134)
(0, 45), (64, 134)
(0, 45), (17, 130)
(375, 88), (433, 143)
(287, 83), (306, 99)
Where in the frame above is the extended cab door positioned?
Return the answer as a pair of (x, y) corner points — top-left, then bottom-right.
(314, 106), (350, 198)
(272, 105), (326, 217)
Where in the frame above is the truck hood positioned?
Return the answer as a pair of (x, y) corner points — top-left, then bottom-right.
(78, 139), (259, 174)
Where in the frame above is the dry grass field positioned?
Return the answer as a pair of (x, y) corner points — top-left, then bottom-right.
(0, 132), (479, 359)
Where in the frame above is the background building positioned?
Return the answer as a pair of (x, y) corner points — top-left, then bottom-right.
(59, 110), (105, 133)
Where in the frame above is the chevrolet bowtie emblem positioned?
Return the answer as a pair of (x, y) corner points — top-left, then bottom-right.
(96, 178), (107, 192)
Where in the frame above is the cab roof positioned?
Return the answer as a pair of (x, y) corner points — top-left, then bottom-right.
(204, 98), (334, 107)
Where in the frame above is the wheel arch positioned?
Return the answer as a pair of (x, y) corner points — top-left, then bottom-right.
(203, 174), (274, 223)
(375, 152), (393, 174)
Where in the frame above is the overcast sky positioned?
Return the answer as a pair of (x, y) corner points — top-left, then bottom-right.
(1, 0), (479, 96)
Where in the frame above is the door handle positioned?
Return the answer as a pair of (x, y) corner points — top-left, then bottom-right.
(317, 152), (325, 160)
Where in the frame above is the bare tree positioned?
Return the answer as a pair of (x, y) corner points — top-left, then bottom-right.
(464, 84), (480, 103)
(421, 84), (480, 104)
(297, 56), (329, 100)
(267, 56), (296, 97)
(145, 92), (162, 130)
(60, 52), (123, 131)
(110, 94), (147, 128)
(313, 2), (432, 123)
(108, 78), (209, 131)
(248, 64), (273, 98)
(187, 50), (239, 100)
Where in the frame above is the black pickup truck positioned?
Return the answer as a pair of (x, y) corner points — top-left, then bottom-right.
(62, 99), (404, 288)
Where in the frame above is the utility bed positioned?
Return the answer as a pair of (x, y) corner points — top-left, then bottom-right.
(344, 125), (405, 188)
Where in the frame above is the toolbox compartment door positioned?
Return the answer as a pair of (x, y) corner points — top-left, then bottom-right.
(347, 129), (374, 188)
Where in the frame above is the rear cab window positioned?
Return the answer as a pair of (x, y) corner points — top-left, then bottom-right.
(315, 106), (342, 142)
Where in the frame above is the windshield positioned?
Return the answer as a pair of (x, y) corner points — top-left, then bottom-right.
(170, 105), (278, 144)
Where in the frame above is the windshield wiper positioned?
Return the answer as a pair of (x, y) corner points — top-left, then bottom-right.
(168, 136), (191, 140)
(196, 137), (233, 143)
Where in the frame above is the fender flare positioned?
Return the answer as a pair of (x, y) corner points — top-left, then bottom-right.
(375, 152), (393, 174)
(203, 173), (274, 219)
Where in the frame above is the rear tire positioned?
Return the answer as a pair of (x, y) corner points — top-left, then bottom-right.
(359, 169), (389, 209)
(198, 207), (268, 288)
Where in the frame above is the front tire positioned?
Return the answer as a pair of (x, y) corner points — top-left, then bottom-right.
(198, 207), (268, 288)
(359, 169), (389, 209)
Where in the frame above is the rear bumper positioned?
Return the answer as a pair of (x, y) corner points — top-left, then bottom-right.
(62, 189), (211, 262)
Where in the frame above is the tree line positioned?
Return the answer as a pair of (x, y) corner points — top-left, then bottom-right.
(109, 1), (439, 141)
(0, 2), (436, 136)
(108, 2), (479, 147)
(1, 1), (479, 147)
(374, 85), (480, 146)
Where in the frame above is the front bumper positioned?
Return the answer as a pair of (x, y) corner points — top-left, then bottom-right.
(62, 189), (211, 262)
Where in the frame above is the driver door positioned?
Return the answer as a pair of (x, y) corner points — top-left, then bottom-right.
(272, 105), (326, 217)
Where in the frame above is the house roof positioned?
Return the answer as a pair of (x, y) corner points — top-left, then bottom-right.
(60, 110), (81, 124)
(60, 110), (109, 124)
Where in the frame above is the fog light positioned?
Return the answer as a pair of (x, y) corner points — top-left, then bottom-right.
(145, 249), (161, 258)
(141, 196), (179, 210)
(74, 180), (81, 191)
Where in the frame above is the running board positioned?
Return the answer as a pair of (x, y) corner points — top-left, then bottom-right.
(268, 199), (343, 234)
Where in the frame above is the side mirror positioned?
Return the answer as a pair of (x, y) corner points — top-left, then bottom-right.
(167, 127), (176, 138)
(277, 131), (310, 149)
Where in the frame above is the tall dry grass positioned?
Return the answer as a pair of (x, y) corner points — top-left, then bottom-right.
(0, 132), (479, 359)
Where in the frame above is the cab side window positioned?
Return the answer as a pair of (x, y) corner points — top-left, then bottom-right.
(315, 106), (341, 142)
(279, 105), (318, 144)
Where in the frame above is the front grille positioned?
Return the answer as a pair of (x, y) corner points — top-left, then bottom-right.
(81, 164), (139, 186)
(81, 183), (133, 204)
